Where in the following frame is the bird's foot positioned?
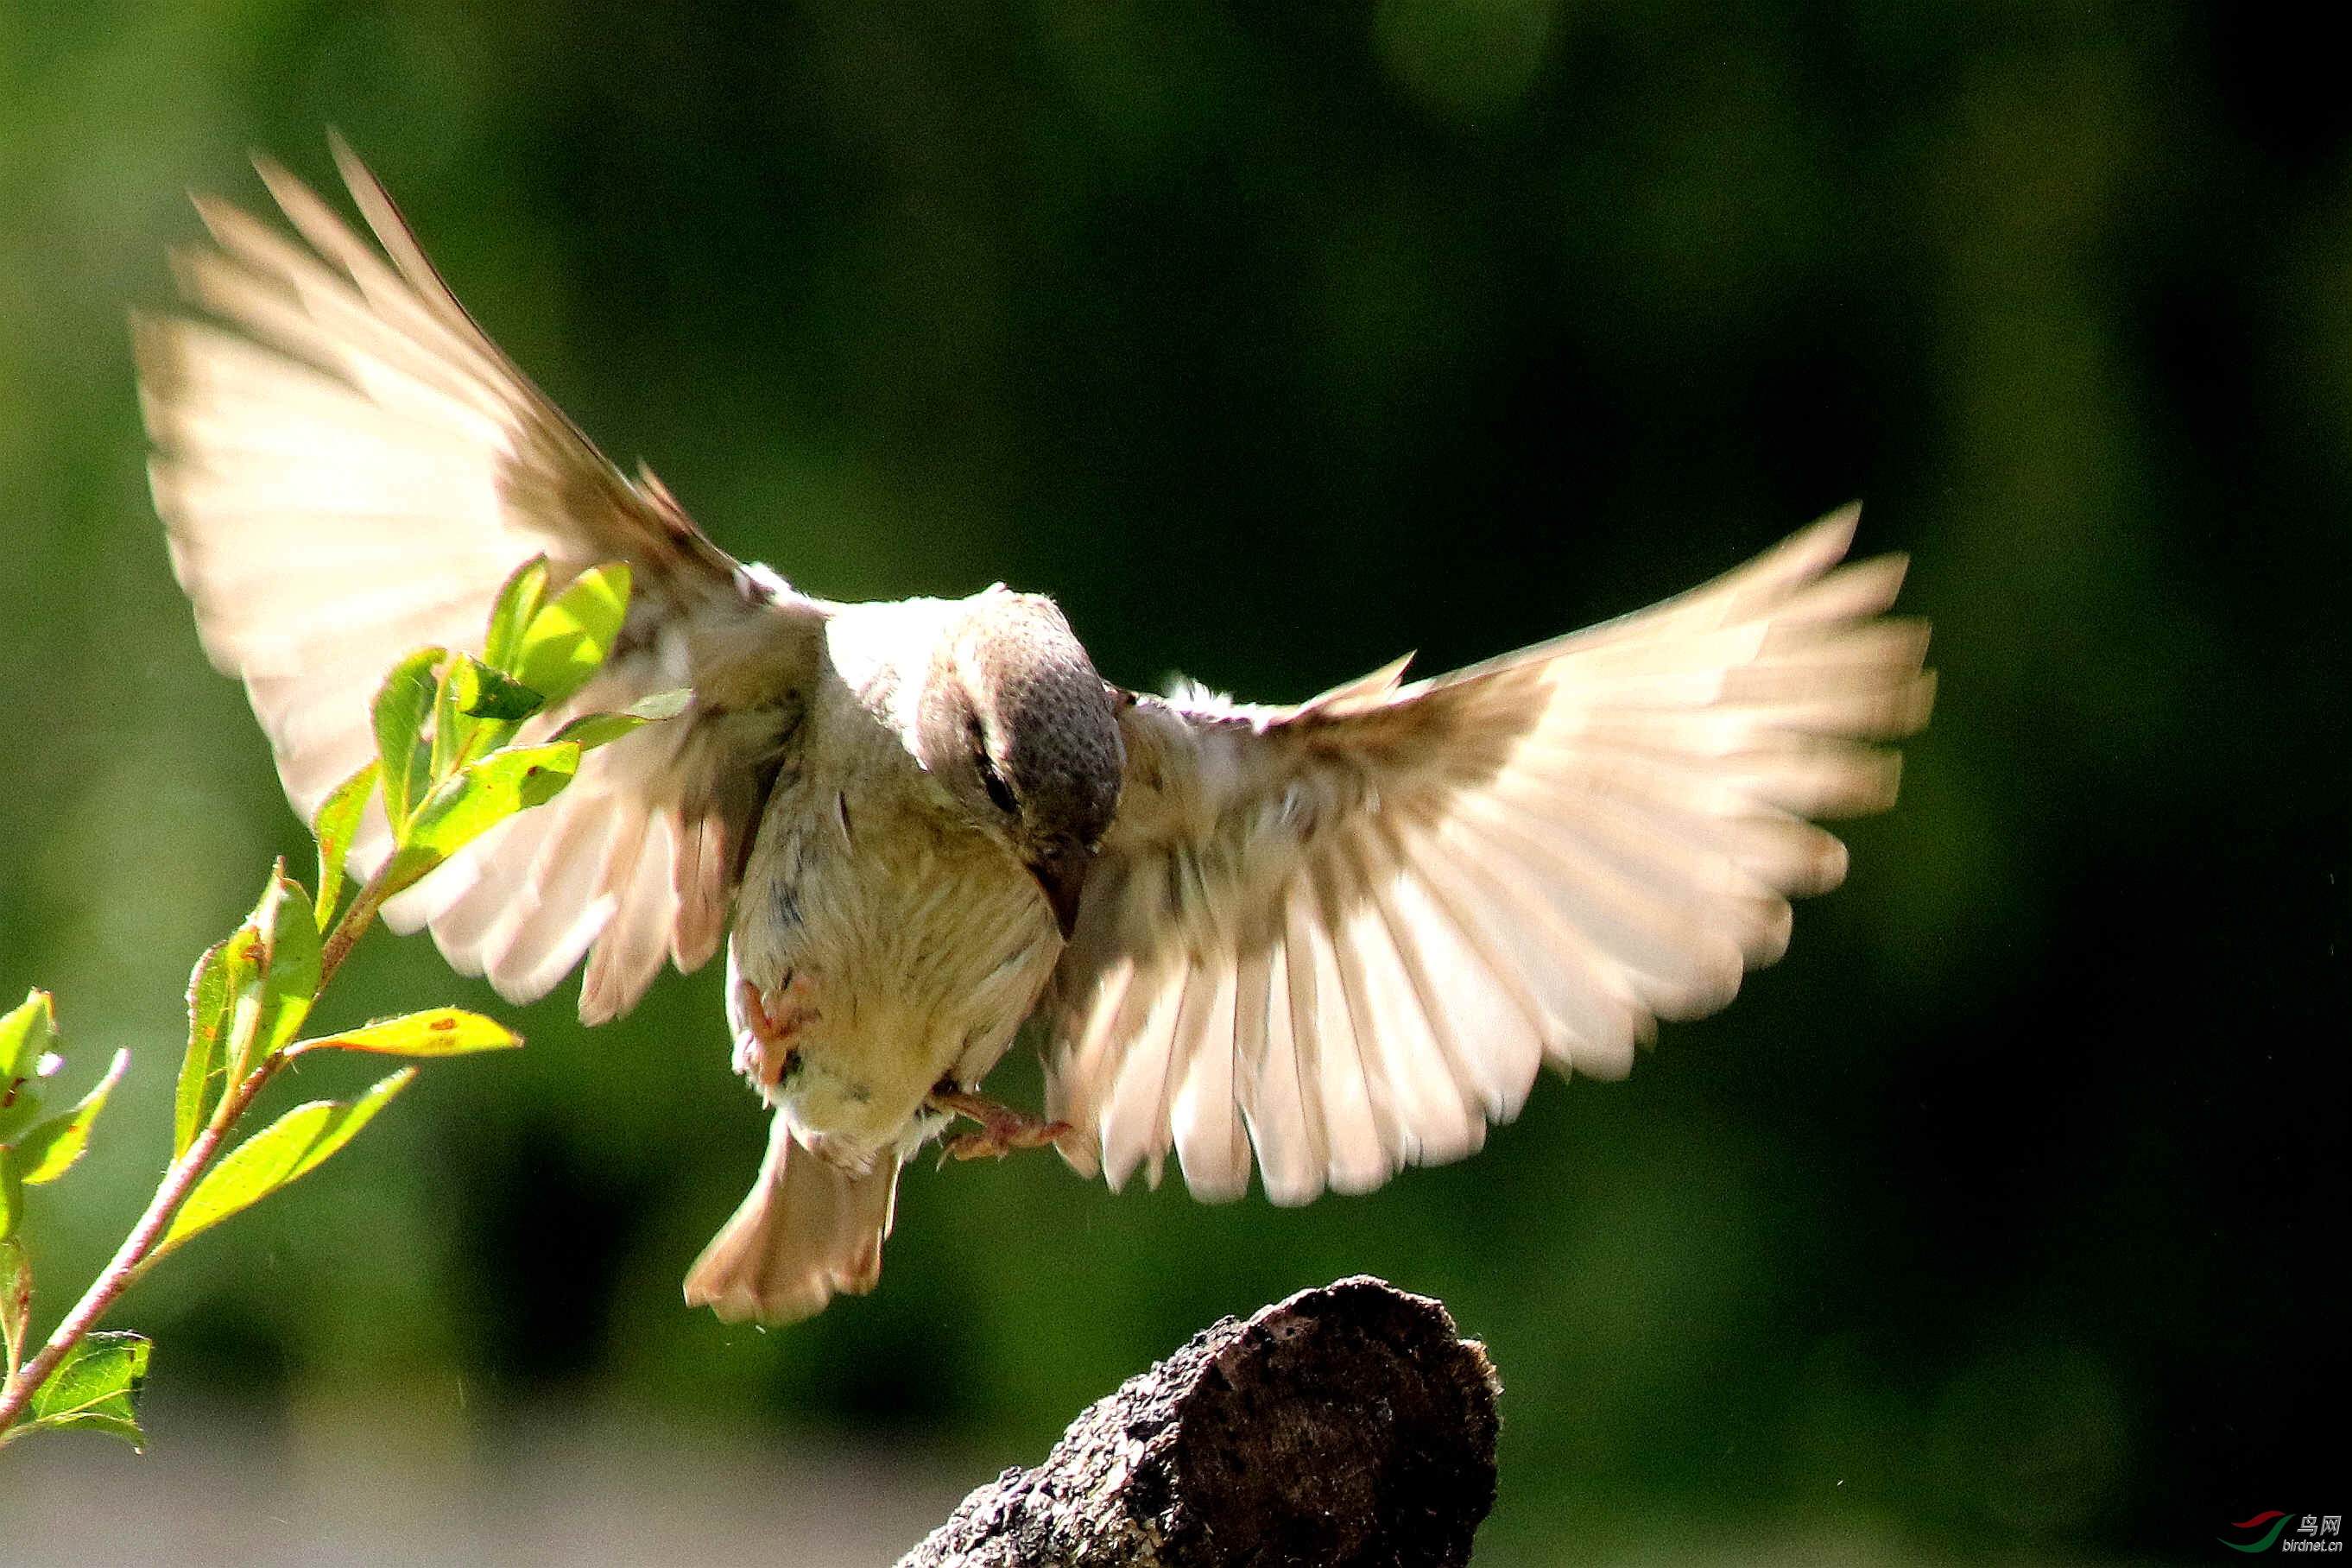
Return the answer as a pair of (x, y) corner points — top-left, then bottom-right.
(927, 1087), (1070, 1163)
(735, 972), (819, 1087)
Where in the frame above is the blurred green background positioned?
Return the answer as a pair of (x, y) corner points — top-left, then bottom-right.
(2, 0), (2343, 1563)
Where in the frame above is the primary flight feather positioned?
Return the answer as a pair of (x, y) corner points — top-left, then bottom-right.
(139, 141), (1934, 1323)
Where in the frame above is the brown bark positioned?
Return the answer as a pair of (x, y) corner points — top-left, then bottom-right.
(897, 1276), (1500, 1568)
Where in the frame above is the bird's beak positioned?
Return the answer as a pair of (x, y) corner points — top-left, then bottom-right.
(1028, 851), (1091, 940)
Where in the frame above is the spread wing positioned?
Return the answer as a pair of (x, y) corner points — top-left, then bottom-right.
(1039, 509), (1933, 1204)
(138, 137), (823, 1021)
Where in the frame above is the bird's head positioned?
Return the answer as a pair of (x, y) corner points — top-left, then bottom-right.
(914, 587), (1124, 937)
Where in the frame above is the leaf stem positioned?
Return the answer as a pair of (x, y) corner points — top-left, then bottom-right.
(317, 869), (394, 996)
(0, 860), (397, 1438)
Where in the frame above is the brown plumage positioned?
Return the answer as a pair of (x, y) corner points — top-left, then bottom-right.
(140, 142), (1934, 1323)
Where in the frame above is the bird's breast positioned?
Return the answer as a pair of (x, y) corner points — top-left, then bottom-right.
(727, 705), (1061, 1165)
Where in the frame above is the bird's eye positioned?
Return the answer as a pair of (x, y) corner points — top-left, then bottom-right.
(971, 723), (1018, 817)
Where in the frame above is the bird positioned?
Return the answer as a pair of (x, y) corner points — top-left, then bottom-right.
(137, 140), (1935, 1325)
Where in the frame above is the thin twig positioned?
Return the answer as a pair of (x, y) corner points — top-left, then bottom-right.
(316, 868), (395, 995)
(0, 1053), (284, 1435)
(0, 861), (397, 1436)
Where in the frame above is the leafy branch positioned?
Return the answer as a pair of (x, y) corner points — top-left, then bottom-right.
(0, 557), (678, 1448)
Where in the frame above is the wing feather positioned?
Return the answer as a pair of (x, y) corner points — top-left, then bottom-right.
(584, 811), (680, 1025)
(1097, 964), (1187, 1192)
(1040, 507), (1932, 1203)
(1320, 839), (1476, 1174)
(1231, 943), (1318, 1204)
(142, 142), (822, 1022)
(1349, 831), (1487, 1160)
(1277, 884), (1340, 1194)
(1372, 838), (1543, 1122)
(1169, 957), (1248, 1202)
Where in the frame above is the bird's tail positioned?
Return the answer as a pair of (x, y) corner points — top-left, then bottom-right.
(683, 1115), (901, 1324)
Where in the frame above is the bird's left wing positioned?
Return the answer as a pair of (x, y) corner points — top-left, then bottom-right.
(1038, 509), (1933, 1205)
(139, 139), (824, 1021)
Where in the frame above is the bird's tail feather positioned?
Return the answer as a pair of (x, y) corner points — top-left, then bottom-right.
(683, 1116), (901, 1324)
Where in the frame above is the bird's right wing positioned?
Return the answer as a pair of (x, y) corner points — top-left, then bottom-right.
(1039, 509), (1933, 1204)
(139, 138), (824, 1021)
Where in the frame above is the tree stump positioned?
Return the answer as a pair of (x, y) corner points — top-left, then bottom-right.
(897, 1276), (1501, 1568)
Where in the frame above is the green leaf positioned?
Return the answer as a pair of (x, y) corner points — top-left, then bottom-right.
(0, 1092), (41, 1147)
(0, 1154), (20, 1244)
(549, 687), (692, 753)
(515, 562), (631, 705)
(0, 991), (58, 1145)
(0, 990), (54, 1082)
(243, 869), (322, 1075)
(290, 1008), (523, 1059)
(0, 1091), (39, 1148)
(430, 646), (466, 783)
(182, 870), (326, 1121)
(311, 761), (379, 933)
(15, 1049), (128, 1184)
(544, 711), (647, 754)
(383, 742), (579, 894)
(373, 646), (444, 831)
(456, 659), (546, 724)
(28, 1331), (149, 1448)
(177, 929), (258, 1159)
(433, 654), (547, 781)
(1, 1236), (28, 1379)
(483, 554), (551, 675)
(157, 1068), (414, 1257)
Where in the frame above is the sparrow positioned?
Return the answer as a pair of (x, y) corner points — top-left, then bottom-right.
(137, 141), (1935, 1325)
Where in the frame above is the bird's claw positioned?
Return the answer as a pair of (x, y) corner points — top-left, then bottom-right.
(927, 1088), (1070, 1163)
(735, 973), (818, 1086)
